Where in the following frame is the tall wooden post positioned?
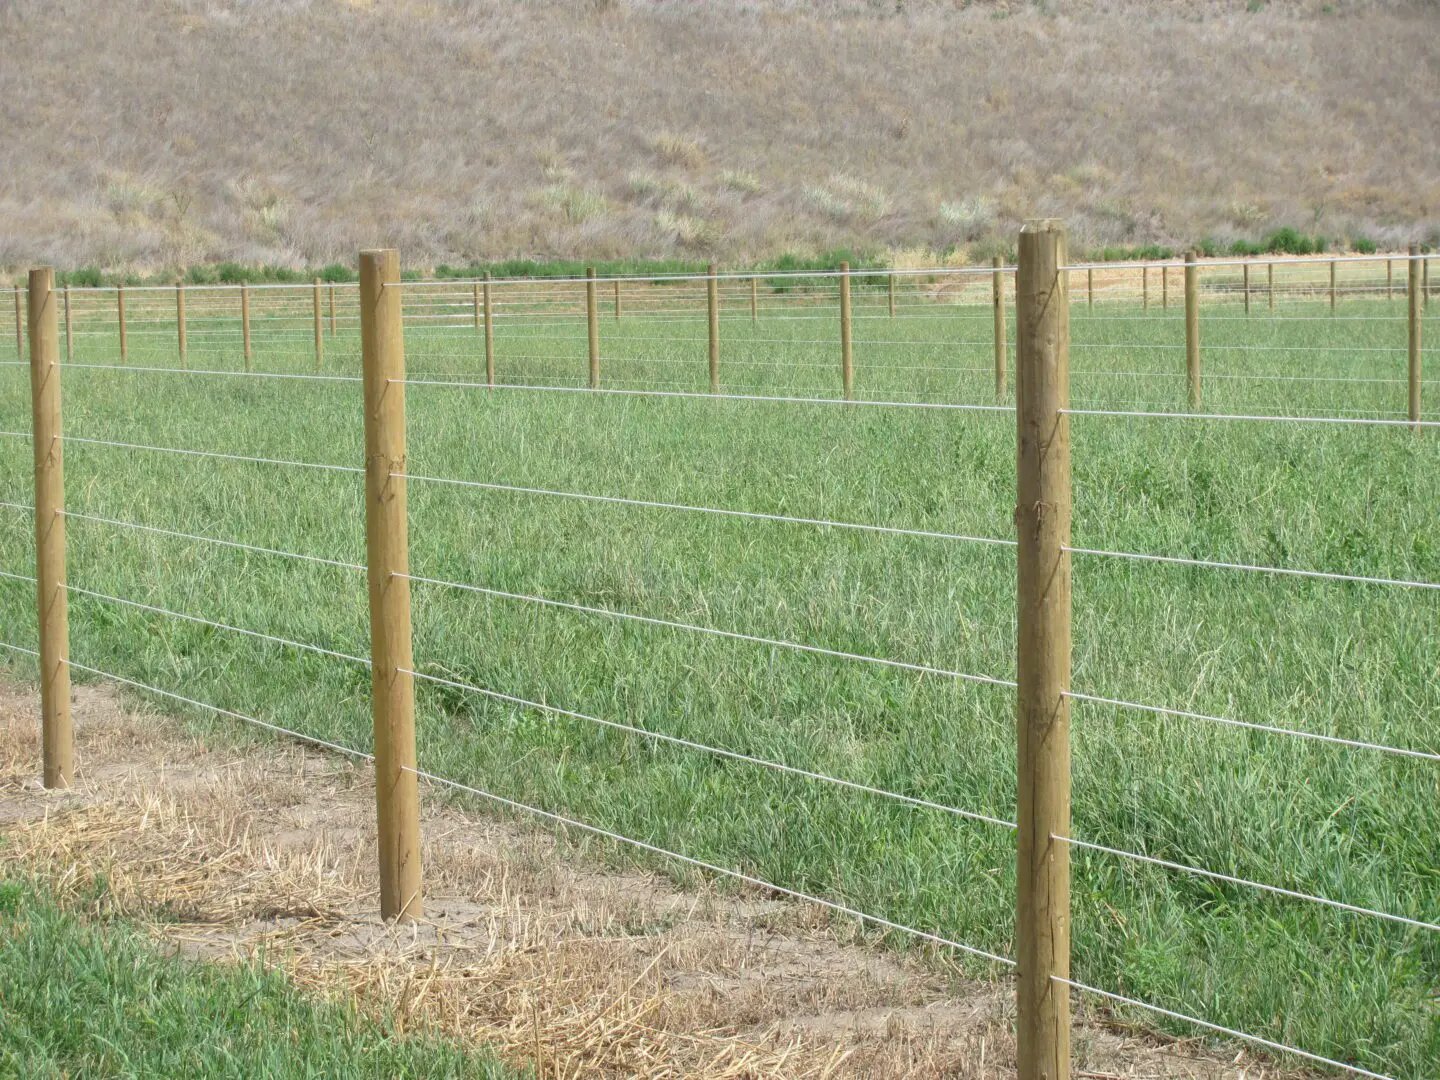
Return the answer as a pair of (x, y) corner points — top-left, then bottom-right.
(1387, 258), (1394, 302)
(313, 278), (324, 370)
(472, 282), (481, 331)
(751, 276), (759, 324)
(840, 262), (854, 399)
(329, 283), (337, 337)
(992, 255), (1007, 398)
(614, 278), (622, 320)
(1243, 262), (1250, 316)
(117, 284), (127, 363)
(1142, 264), (1149, 311)
(1086, 266), (1093, 308)
(708, 263), (720, 393)
(1425, 256), (1431, 309)
(888, 272), (896, 318)
(483, 273), (495, 387)
(1014, 221), (1071, 1080)
(1162, 265), (1168, 309)
(13, 285), (22, 360)
(176, 280), (188, 369)
(1329, 258), (1337, 313)
(1410, 245), (1423, 431)
(586, 267), (599, 389)
(359, 248), (422, 922)
(63, 285), (72, 362)
(241, 282), (252, 372)
(28, 269), (72, 789)
(1185, 252), (1200, 408)
(1268, 262), (1275, 311)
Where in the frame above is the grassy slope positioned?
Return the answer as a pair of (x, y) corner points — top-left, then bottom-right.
(0, 879), (518, 1079)
(0, 0), (1436, 271)
(0, 281), (1436, 1074)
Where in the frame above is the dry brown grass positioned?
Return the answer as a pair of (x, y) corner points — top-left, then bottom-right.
(0, 0), (1434, 273)
(0, 678), (1315, 1078)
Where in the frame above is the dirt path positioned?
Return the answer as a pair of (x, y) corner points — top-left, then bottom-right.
(0, 679), (1298, 1079)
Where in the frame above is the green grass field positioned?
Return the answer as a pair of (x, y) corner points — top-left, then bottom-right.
(0, 878), (517, 1078)
(1, 275), (1437, 1076)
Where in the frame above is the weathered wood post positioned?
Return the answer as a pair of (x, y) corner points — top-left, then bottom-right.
(1185, 252), (1201, 408)
(359, 248), (422, 922)
(708, 263), (720, 393)
(117, 284), (127, 363)
(1410, 245), (1423, 432)
(840, 261), (854, 399)
(28, 268), (72, 789)
(176, 280), (188, 369)
(313, 278), (324, 369)
(241, 281), (253, 373)
(1014, 220), (1072, 1080)
(586, 267), (599, 389)
(992, 255), (1007, 398)
(483, 273), (495, 388)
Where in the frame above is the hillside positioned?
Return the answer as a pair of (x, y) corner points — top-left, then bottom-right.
(0, 0), (1436, 272)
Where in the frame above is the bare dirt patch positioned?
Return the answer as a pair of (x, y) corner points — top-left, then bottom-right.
(0, 679), (1300, 1079)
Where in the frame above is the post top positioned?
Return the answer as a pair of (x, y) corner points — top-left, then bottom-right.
(1020, 219), (1065, 234)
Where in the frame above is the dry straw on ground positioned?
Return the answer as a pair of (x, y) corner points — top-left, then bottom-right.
(0, 679), (1304, 1078)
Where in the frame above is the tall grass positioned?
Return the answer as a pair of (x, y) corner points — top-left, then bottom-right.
(0, 286), (1436, 1075)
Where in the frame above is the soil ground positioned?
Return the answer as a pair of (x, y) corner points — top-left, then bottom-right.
(0, 679), (1304, 1079)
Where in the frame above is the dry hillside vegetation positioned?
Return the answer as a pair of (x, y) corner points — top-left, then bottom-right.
(0, 0), (1435, 271)
(0, 680), (1303, 1078)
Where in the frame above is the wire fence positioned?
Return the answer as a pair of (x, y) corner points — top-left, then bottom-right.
(1, 241), (1436, 1079)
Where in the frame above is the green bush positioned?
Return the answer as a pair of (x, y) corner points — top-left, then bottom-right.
(1262, 227), (1327, 255)
(1351, 236), (1378, 255)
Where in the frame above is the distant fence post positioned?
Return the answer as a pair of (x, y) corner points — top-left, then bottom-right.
(483, 273), (495, 388)
(1329, 258), (1337, 313)
(614, 278), (622, 320)
(117, 284), (127, 363)
(840, 261), (854, 399)
(586, 267), (599, 389)
(241, 281), (252, 373)
(28, 268), (72, 790)
(63, 284), (72, 362)
(751, 276), (759, 324)
(1086, 266), (1093, 308)
(359, 248), (422, 923)
(1268, 262), (1275, 311)
(176, 280), (188, 369)
(1410, 245), (1423, 432)
(1185, 252), (1200, 408)
(1014, 220), (1072, 1080)
(708, 263), (720, 393)
(1425, 255), (1431, 309)
(1243, 262), (1250, 316)
(1162, 264), (1168, 309)
(992, 255), (1007, 398)
(472, 282), (481, 331)
(14, 285), (24, 360)
(329, 283), (337, 337)
(1387, 258), (1394, 302)
(313, 278), (324, 370)
(888, 271), (896, 318)
(1141, 264), (1148, 311)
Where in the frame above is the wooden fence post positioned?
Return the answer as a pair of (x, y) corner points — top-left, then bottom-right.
(13, 285), (22, 360)
(117, 284), (127, 363)
(586, 267), (599, 389)
(888, 271), (896, 318)
(1142, 264), (1148, 311)
(992, 255), (1007, 398)
(63, 284), (72, 363)
(708, 263), (720, 393)
(313, 278), (324, 370)
(359, 248), (422, 922)
(751, 276), (759, 324)
(241, 281), (252, 372)
(1185, 252), (1201, 408)
(1162, 264), (1168, 309)
(1243, 262), (1250, 316)
(176, 280), (188, 369)
(614, 278), (622, 320)
(1268, 262), (1275, 311)
(472, 282), (481, 331)
(840, 262), (854, 399)
(28, 268), (72, 790)
(483, 273), (495, 387)
(1014, 220), (1072, 1080)
(329, 283), (337, 337)
(1086, 266), (1093, 308)
(1425, 255), (1431, 309)
(1387, 258), (1394, 302)
(1329, 258), (1337, 313)
(1410, 245), (1423, 431)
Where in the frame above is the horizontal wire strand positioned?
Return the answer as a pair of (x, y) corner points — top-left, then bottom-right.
(405, 761), (1015, 966)
(1056, 833), (1440, 933)
(401, 665), (1014, 830)
(1066, 545), (1439, 590)
(1057, 977), (1393, 1080)
(1063, 408), (1440, 429)
(399, 571), (1015, 688)
(1066, 689), (1440, 763)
